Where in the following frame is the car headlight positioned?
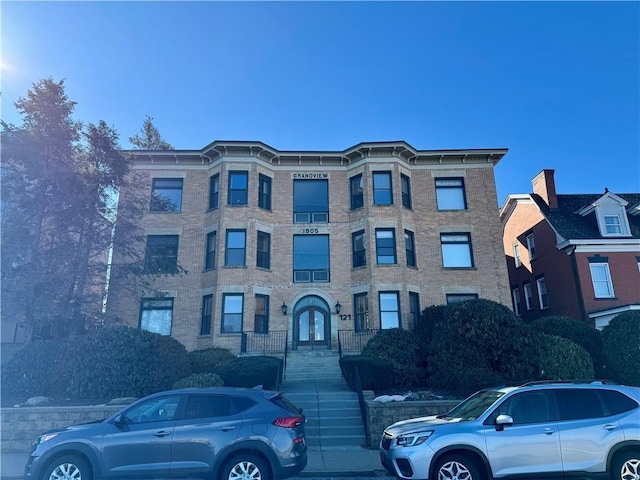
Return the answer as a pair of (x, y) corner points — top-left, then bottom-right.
(36, 433), (59, 444)
(396, 430), (433, 447)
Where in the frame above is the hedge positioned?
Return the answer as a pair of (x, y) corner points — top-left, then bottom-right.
(216, 356), (283, 390)
(362, 328), (423, 387)
(601, 311), (640, 386)
(339, 355), (394, 391)
(188, 347), (235, 374)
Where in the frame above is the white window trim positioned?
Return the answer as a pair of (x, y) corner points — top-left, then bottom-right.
(512, 288), (521, 315)
(526, 233), (537, 260)
(589, 263), (615, 299)
(513, 244), (521, 268)
(536, 277), (549, 309)
(523, 283), (533, 310)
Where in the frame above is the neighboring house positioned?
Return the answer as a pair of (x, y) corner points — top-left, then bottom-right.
(106, 140), (511, 354)
(500, 169), (640, 329)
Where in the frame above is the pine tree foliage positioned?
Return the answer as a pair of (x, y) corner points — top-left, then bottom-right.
(128, 115), (173, 150)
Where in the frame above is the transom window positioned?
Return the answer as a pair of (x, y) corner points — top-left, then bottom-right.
(258, 174), (272, 210)
(144, 235), (179, 273)
(352, 230), (366, 268)
(375, 229), (397, 264)
(589, 262), (615, 298)
(228, 171), (248, 206)
(350, 174), (364, 210)
(379, 292), (400, 329)
(140, 298), (173, 335)
(293, 235), (329, 283)
(435, 178), (466, 210)
(225, 230), (246, 267)
(401, 174), (412, 209)
(293, 180), (329, 223)
(441, 233), (473, 268)
(151, 178), (183, 212)
(373, 172), (393, 205)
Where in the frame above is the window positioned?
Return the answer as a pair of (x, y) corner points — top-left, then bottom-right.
(513, 244), (522, 268)
(435, 178), (466, 210)
(379, 292), (400, 329)
(140, 298), (173, 335)
(536, 277), (549, 309)
(258, 174), (272, 210)
(375, 229), (397, 264)
(293, 179), (328, 223)
(293, 235), (329, 282)
(523, 282), (534, 310)
(500, 392), (553, 424)
(401, 174), (412, 209)
(373, 172), (392, 205)
(144, 235), (179, 273)
(257, 231), (271, 269)
(354, 292), (369, 331)
(228, 171), (248, 206)
(409, 292), (420, 330)
(512, 288), (522, 315)
(589, 263), (615, 298)
(124, 394), (181, 424)
(604, 215), (622, 234)
(441, 233), (473, 268)
(184, 395), (231, 419)
(205, 231), (216, 270)
(526, 233), (537, 260)
(555, 389), (604, 420)
(208, 174), (219, 210)
(446, 293), (478, 305)
(151, 178), (183, 212)
(200, 295), (213, 335)
(225, 230), (246, 267)
(599, 390), (639, 415)
(254, 294), (269, 334)
(350, 174), (364, 210)
(221, 294), (243, 333)
(405, 230), (416, 267)
(352, 230), (366, 268)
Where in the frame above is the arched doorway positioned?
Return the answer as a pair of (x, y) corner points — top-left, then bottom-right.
(293, 295), (331, 350)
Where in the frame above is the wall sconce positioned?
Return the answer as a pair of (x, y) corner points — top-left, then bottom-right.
(281, 302), (288, 315)
(335, 301), (342, 314)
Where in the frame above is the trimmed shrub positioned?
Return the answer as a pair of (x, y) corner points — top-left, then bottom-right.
(188, 347), (235, 374)
(362, 328), (422, 387)
(536, 334), (595, 380)
(173, 373), (224, 389)
(601, 311), (640, 386)
(531, 315), (603, 375)
(339, 355), (394, 391)
(216, 356), (283, 390)
(413, 304), (455, 373)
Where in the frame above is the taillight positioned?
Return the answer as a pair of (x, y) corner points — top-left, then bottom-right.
(273, 416), (303, 428)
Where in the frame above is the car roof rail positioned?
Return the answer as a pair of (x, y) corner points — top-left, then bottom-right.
(520, 379), (619, 387)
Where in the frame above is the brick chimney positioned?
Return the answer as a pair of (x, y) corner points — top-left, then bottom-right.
(532, 169), (558, 209)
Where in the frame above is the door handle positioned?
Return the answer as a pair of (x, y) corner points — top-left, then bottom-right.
(603, 424), (618, 431)
(543, 428), (555, 435)
(220, 426), (236, 432)
(154, 431), (172, 437)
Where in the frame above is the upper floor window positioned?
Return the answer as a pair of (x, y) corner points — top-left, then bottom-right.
(352, 230), (366, 268)
(208, 174), (219, 210)
(589, 261), (615, 298)
(379, 291), (400, 329)
(435, 178), (466, 210)
(140, 298), (173, 335)
(523, 282), (534, 310)
(228, 171), (248, 206)
(221, 293), (243, 333)
(151, 178), (183, 212)
(409, 292), (420, 330)
(258, 174), (272, 210)
(526, 233), (537, 260)
(441, 233), (474, 268)
(256, 231), (271, 269)
(446, 293), (478, 305)
(293, 235), (329, 283)
(512, 287), (522, 315)
(294, 180), (328, 223)
(144, 235), (179, 273)
(404, 230), (416, 267)
(200, 294), (213, 335)
(604, 215), (622, 235)
(254, 294), (269, 333)
(373, 172), (392, 205)
(354, 292), (369, 331)
(225, 230), (246, 267)
(536, 277), (549, 309)
(205, 231), (216, 270)
(401, 174), (412, 209)
(350, 174), (364, 210)
(513, 244), (522, 268)
(375, 228), (397, 264)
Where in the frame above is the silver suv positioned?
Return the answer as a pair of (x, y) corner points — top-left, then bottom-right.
(380, 381), (640, 480)
(24, 387), (307, 480)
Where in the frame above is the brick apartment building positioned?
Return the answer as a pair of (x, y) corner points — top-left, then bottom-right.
(106, 141), (511, 354)
(500, 169), (640, 329)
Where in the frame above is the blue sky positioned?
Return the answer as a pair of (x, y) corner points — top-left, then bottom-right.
(2, 1), (638, 204)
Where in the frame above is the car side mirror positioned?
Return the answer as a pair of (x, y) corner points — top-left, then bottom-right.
(495, 414), (513, 431)
(113, 413), (130, 426)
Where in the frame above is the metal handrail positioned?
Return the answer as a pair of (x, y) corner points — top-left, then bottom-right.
(337, 329), (380, 358)
(354, 365), (370, 446)
(241, 330), (288, 354)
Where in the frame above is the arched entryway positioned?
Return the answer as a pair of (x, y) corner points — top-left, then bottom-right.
(292, 295), (331, 350)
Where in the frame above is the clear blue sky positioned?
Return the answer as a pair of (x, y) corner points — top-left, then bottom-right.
(2, 1), (638, 204)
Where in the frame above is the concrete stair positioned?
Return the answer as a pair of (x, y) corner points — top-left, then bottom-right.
(284, 349), (343, 382)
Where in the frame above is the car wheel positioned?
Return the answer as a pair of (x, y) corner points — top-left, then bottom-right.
(611, 451), (640, 480)
(43, 455), (91, 480)
(435, 454), (484, 480)
(221, 453), (270, 480)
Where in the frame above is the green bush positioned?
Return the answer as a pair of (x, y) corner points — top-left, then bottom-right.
(426, 299), (538, 396)
(339, 355), (394, 391)
(601, 311), (640, 386)
(173, 373), (224, 389)
(531, 315), (603, 375)
(536, 334), (595, 380)
(188, 347), (235, 374)
(216, 356), (283, 390)
(414, 304), (454, 373)
(362, 328), (423, 387)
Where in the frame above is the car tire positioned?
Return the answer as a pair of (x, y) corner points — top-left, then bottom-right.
(221, 453), (271, 480)
(43, 454), (92, 480)
(434, 454), (484, 480)
(611, 451), (640, 480)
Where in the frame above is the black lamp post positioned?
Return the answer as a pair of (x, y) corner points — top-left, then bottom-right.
(281, 302), (288, 315)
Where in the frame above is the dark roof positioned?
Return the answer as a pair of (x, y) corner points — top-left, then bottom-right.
(531, 193), (640, 240)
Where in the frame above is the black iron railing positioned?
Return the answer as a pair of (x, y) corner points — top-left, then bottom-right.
(241, 330), (288, 354)
(354, 364), (370, 446)
(337, 329), (379, 358)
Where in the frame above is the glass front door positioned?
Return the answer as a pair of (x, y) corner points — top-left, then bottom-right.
(297, 307), (326, 347)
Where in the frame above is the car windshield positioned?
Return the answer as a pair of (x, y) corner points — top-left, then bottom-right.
(440, 390), (505, 421)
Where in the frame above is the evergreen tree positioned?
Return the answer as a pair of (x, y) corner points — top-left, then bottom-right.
(128, 115), (173, 150)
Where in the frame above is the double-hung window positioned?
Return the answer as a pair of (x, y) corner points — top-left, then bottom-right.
(140, 298), (173, 335)
(151, 178), (183, 212)
(373, 172), (392, 205)
(208, 174), (219, 210)
(404, 230), (416, 267)
(228, 171), (248, 206)
(435, 178), (466, 210)
(200, 295), (213, 335)
(375, 229), (397, 264)
(523, 282), (534, 310)
(354, 292), (369, 331)
(205, 231), (216, 270)
(409, 292), (420, 330)
(350, 174), (364, 210)
(293, 235), (329, 282)
(225, 230), (246, 267)
(379, 292), (400, 329)
(441, 233), (473, 268)
(513, 243), (522, 268)
(221, 294), (243, 333)
(604, 215), (622, 235)
(144, 235), (179, 273)
(589, 261), (615, 298)
(512, 288), (522, 315)
(256, 231), (271, 269)
(526, 233), (537, 260)
(258, 174), (272, 210)
(293, 180), (329, 223)
(254, 294), (269, 333)
(536, 277), (549, 309)
(401, 174), (412, 209)
(352, 230), (366, 268)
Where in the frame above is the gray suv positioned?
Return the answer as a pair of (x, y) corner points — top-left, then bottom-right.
(24, 387), (307, 480)
(380, 381), (640, 480)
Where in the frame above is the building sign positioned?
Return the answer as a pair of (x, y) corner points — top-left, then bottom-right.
(292, 173), (329, 179)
